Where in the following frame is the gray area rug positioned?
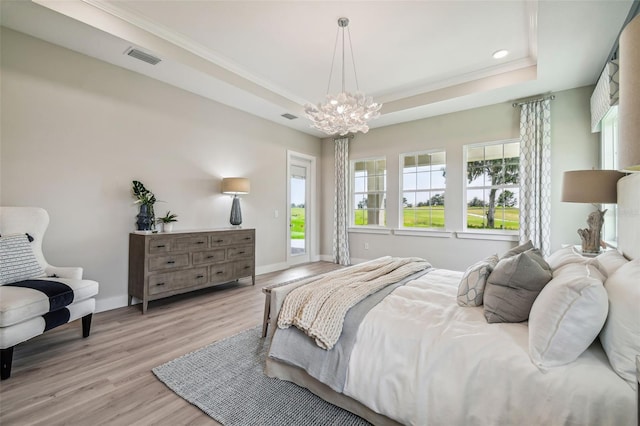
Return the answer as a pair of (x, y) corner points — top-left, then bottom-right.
(152, 327), (371, 426)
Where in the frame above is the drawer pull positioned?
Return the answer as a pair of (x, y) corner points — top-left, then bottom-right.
(244, 266), (250, 270)
(167, 260), (176, 264)
(197, 241), (205, 245)
(238, 251), (245, 255)
(156, 244), (166, 248)
(157, 282), (165, 286)
(207, 255), (215, 259)
(215, 239), (224, 243)
(244, 237), (251, 240)
(216, 271), (224, 275)
(196, 275), (204, 279)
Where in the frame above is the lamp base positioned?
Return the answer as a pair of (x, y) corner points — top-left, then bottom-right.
(230, 196), (243, 226)
(577, 208), (606, 254)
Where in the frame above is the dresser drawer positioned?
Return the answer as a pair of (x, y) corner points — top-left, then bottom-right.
(233, 259), (254, 277)
(230, 231), (255, 245)
(209, 234), (235, 247)
(148, 238), (172, 254)
(193, 249), (226, 265)
(172, 235), (208, 251)
(227, 245), (254, 260)
(148, 268), (208, 295)
(148, 253), (189, 271)
(209, 263), (234, 283)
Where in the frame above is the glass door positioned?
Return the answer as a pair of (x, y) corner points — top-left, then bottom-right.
(287, 153), (313, 265)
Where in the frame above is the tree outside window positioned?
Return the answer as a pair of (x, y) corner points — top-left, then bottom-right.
(465, 142), (520, 230)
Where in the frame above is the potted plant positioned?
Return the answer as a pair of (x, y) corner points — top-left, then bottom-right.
(132, 180), (157, 231)
(158, 211), (178, 232)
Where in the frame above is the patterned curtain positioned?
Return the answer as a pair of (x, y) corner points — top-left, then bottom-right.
(519, 99), (552, 257)
(333, 138), (351, 265)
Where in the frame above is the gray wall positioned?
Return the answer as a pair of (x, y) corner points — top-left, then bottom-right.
(0, 28), (322, 311)
(320, 86), (600, 270)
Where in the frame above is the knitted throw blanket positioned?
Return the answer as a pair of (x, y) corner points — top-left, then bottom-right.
(277, 256), (431, 350)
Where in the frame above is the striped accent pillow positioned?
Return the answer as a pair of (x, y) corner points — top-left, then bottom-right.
(0, 234), (46, 285)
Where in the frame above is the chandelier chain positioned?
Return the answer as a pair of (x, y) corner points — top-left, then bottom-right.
(326, 27), (340, 95)
(347, 26), (360, 92)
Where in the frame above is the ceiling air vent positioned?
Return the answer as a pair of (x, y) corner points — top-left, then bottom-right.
(281, 113), (298, 120)
(125, 47), (161, 65)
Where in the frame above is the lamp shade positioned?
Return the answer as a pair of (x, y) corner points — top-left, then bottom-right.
(561, 170), (625, 203)
(221, 177), (250, 195)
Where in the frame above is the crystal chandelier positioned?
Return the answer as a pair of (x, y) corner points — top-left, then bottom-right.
(304, 17), (382, 136)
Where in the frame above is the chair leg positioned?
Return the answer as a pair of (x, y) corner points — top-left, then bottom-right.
(1, 346), (14, 380)
(82, 313), (93, 338)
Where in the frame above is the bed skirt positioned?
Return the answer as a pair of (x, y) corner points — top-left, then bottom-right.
(264, 356), (402, 426)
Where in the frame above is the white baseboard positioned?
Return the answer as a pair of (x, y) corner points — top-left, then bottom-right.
(256, 262), (288, 275)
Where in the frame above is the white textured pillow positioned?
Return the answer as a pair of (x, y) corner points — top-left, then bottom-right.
(545, 246), (587, 271)
(599, 259), (640, 390)
(589, 250), (629, 278)
(457, 254), (499, 307)
(0, 234), (46, 285)
(529, 263), (608, 368)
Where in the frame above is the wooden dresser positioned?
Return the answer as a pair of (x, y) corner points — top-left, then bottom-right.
(128, 228), (255, 313)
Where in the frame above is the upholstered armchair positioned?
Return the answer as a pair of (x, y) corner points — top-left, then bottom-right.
(0, 207), (99, 379)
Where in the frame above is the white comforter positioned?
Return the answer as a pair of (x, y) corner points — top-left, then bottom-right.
(343, 269), (635, 426)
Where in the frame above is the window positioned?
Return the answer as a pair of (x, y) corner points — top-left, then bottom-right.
(352, 158), (386, 226)
(401, 151), (446, 228)
(465, 141), (520, 231)
(601, 106), (619, 243)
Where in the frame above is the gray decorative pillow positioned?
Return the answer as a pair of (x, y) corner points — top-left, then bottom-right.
(483, 251), (552, 323)
(523, 248), (552, 271)
(501, 240), (534, 259)
(0, 234), (45, 285)
(457, 255), (499, 307)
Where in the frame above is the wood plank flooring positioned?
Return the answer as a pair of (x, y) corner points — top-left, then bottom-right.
(0, 261), (342, 426)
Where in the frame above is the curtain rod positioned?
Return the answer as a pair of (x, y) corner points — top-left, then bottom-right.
(512, 94), (555, 108)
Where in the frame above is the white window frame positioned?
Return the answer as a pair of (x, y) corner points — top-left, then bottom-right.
(350, 157), (387, 228)
(398, 149), (447, 230)
(462, 139), (520, 234)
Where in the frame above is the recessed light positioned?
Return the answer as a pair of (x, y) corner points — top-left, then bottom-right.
(493, 49), (509, 59)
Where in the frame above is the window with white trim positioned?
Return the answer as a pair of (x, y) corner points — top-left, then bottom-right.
(601, 105), (619, 243)
(352, 158), (386, 226)
(400, 151), (446, 228)
(465, 141), (520, 231)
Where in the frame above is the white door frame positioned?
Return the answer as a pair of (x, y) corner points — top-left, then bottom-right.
(287, 150), (317, 266)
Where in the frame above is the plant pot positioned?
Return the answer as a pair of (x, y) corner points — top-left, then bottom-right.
(164, 223), (174, 232)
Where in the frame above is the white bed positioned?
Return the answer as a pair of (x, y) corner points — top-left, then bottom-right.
(266, 173), (639, 426)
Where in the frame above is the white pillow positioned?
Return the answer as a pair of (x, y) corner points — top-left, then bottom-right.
(589, 250), (629, 278)
(456, 254), (498, 307)
(0, 234), (46, 285)
(599, 259), (640, 390)
(545, 246), (586, 271)
(529, 263), (608, 368)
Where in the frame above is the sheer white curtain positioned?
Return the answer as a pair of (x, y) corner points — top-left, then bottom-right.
(333, 138), (351, 265)
(519, 99), (552, 256)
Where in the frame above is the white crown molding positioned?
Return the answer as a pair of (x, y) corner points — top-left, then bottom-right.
(81, 0), (309, 106)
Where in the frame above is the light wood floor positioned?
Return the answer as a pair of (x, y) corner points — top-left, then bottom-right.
(0, 261), (342, 426)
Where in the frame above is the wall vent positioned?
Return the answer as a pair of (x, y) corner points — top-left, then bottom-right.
(125, 47), (161, 65)
(281, 113), (298, 120)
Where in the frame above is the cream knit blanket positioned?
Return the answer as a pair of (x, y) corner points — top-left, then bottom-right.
(277, 256), (430, 350)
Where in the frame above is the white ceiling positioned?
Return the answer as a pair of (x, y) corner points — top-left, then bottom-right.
(0, 0), (633, 137)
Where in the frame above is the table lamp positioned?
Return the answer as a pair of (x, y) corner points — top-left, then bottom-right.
(221, 177), (250, 226)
